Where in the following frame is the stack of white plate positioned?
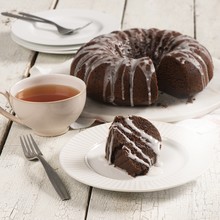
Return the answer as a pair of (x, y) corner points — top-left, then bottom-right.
(11, 9), (121, 54)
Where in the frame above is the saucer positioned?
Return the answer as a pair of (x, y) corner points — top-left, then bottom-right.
(11, 9), (121, 46)
(11, 32), (81, 54)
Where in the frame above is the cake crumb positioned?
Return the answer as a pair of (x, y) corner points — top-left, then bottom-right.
(186, 96), (195, 104)
(2, 10), (18, 26)
(156, 102), (168, 108)
(2, 18), (11, 26)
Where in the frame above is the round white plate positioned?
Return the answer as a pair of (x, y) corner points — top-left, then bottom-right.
(59, 122), (213, 192)
(81, 58), (220, 122)
(11, 33), (80, 54)
(11, 9), (120, 46)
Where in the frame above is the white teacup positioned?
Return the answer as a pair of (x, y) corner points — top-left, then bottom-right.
(0, 74), (86, 136)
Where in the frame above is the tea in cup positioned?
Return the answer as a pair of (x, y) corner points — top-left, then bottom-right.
(0, 74), (86, 136)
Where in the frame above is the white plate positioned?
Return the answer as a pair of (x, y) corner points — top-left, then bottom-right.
(59, 122), (213, 192)
(11, 33), (81, 54)
(81, 58), (220, 122)
(11, 9), (120, 46)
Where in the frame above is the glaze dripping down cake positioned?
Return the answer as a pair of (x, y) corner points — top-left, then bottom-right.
(105, 115), (162, 177)
(70, 28), (214, 106)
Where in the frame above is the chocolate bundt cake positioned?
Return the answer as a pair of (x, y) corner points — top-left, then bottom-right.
(105, 115), (162, 177)
(70, 28), (214, 106)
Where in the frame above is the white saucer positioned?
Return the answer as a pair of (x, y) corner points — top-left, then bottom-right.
(59, 122), (214, 192)
(11, 9), (121, 46)
(11, 32), (81, 54)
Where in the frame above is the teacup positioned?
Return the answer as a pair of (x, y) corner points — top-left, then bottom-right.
(0, 74), (86, 136)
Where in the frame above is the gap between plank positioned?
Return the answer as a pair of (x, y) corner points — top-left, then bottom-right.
(193, 0), (197, 39)
(121, 0), (128, 29)
(0, 0), (60, 154)
(84, 187), (93, 220)
(0, 120), (13, 155)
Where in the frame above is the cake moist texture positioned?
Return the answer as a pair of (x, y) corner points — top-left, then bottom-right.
(105, 115), (162, 177)
(70, 28), (214, 106)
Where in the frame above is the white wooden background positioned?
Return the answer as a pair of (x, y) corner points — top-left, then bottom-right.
(0, 0), (220, 219)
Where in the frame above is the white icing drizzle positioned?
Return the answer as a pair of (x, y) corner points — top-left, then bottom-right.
(168, 50), (208, 88)
(138, 59), (155, 105)
(72, 28), (213, 105)
(107, 133), (114, 164)
(107, 117), (161, 168)
(166, 35), (211, 88)
(121, 64), (126, 100)
(112, 126), (152, 166)
(112, 122), (132, 134)
(125, 117), (161, 154)
(154, 30), (170, 58)
(122, 145), (150, 167)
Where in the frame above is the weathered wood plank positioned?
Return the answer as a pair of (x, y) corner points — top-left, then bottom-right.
(84, 1), (220, 220)
(0, 0), (126, 219)
(0, 0), (91, 219)
(1, 0), (220, 219)
(0, 0), (56, 149)
(195, 0), (220, 58)
(123, 0), (194, 36)
(0, 124), (90, 220)
(86, 132), (220, 220)
(57, 0), (125, 22)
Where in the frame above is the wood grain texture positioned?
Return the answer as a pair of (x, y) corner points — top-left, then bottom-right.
(0, 0), (125, 219)
(1, 0), (220, 219)
(30, 0), (126, 74)
(123, 0), (194, 36)
(56, 0), (125, 22)
(86, 131), (220, 220)
(0, 0), (55, 148)
(195, 0), (220, 58)
(0, 124), (90, 220)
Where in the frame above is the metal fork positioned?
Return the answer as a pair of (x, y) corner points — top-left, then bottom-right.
(20, 134), (70, 200)
(1, 12), (92, 35)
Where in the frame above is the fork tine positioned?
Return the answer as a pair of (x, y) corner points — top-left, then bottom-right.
(19, 135), (70, 200)
(25, 135), (37, 155)
(20, 136), (28, 156)
(21, 136), (31, 154)
(29, 134), (43, 155)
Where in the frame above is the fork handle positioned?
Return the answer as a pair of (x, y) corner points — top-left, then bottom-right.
(1, 12), (49, 24)
(18, 12), (58, 26)
(37, 155), (70, 200)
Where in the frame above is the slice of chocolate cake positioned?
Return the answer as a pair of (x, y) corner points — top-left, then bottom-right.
(105, 115), (162, 177)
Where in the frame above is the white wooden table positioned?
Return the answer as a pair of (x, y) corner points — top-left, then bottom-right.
(1, 0), (220, 219)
